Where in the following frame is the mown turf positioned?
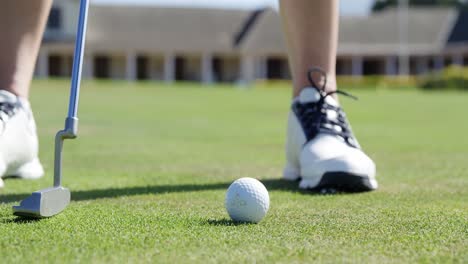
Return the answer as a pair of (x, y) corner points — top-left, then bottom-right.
(0, 80), (466, 263)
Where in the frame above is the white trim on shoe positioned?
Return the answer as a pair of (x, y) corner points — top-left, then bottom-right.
(8, 158), (44, 179)
(283, 163), (300, 181)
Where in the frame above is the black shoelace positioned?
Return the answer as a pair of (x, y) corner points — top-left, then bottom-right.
(292, 68), (359, 149)
(0, 102), (18, 122)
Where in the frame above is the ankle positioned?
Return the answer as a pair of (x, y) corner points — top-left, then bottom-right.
(0, 81), (29, 99)
(293, 71), (337, 97)
(293, 78), (338, 101)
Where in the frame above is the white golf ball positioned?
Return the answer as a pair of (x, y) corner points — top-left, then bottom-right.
(225, 177), (270, 223)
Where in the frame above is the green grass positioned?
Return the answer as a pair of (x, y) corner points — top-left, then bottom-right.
(0, 80), (467, 263)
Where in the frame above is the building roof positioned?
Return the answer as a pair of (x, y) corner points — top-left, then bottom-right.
(240, 7), (459, 56)
(87, 6), (251, 54)
(448, 11), (468, 44)
(46, 5), (467, 57)
(339, 8), (458, 55)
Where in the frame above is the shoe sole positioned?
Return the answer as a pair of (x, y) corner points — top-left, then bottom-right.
(299, 172), (378, 193)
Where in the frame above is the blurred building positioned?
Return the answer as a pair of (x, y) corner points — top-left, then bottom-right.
(36, 0), (468, 83)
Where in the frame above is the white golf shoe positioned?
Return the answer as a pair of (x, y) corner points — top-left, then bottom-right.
(283, 69), (377, 192)
(0, 90), (44, 188)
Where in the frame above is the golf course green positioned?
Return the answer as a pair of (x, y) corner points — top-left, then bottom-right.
(0, 80), (466, 263)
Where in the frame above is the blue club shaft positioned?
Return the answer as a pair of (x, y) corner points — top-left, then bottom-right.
(67, 0), (90, 120)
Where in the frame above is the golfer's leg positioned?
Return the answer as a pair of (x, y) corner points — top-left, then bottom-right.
(0, 0), (50, 185)
(280, 0), (377, 192)
(280, 0), (338, 97)
(0, 0), (53, 98)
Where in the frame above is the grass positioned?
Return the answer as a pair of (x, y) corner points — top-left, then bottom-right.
(0, 80), (467, 263)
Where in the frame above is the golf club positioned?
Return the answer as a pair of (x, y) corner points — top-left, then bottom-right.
(12, 0), (90, 218)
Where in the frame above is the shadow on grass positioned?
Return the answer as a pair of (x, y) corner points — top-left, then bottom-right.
(206, 218), (255, 226)
(0, 217), (42, 224)
(0, 179), (304, 204)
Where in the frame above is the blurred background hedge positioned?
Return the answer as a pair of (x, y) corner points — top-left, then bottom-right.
(419, 66), (468, 91)
(253, 66), (468, 91)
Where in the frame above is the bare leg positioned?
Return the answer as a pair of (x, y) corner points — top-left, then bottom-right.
(0, 0), (52, 98)
(280, 0), (339, 97)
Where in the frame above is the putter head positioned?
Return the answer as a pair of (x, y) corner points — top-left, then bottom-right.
(12, 186), (70, 218)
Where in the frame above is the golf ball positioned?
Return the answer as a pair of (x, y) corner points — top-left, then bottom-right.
(225, 177), (270, 223)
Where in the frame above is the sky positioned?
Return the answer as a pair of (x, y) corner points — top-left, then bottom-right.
(93, 0), (375, 16)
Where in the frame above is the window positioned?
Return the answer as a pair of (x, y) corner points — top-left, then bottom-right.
(212, 56), (240, 83)
(363, 58), (383, 75)
(213, 57), (223, 82)
(94, 56), (110, 78)
(137, 56), (149, 80)
(175, 56), (186, 81)
(47, 7), (62, 30)
(336, 59), (351, 75)
(48, 55), (62, 76)
(266, 58), (290, 79)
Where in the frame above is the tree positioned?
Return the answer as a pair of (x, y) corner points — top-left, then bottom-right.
(372, 0), (468, 12)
